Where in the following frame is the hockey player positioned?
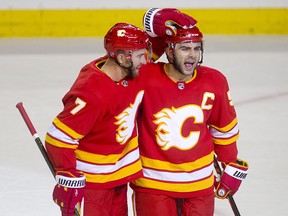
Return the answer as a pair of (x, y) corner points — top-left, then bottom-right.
(130, 12), (249, 216)
(44, 9), (197, 216)
(45, 23), (150, 216)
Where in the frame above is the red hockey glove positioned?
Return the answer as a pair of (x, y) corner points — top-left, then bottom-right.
(53, 171), (86, 216)
(215, 158), (248, 199)
(143, 8), (197, 37)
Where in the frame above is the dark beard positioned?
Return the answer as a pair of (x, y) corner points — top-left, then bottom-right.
(127, 67), (135, 78)
(115, 59), (134, 78)
(122, 60), (134, 78)
(173, 55), (185, 76)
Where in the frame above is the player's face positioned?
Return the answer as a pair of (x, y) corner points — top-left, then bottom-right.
(173, 42), (202, 77)
(128, 48), (148, 77)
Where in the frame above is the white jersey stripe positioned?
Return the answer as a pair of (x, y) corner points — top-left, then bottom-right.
(210, 123), (239, 139)
(76, 148), (140, 174)
(142, 163), (214, 183)
(48, 124), (79, 145)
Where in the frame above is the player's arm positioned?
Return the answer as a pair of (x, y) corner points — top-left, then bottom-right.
(45, 119), (86, 216)
(143, 8), (197, 37)
(208, 74), (240, 163)
(45, 89), (99, 171)
(210, 75), (249, 199)
(143, 8), (197, 61)
(45, 95), (87, 172)
(45, 94), (98, 216)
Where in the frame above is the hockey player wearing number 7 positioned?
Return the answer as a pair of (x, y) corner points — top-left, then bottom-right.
(44, 8), (196, 216)
(130, 9), (249, 216)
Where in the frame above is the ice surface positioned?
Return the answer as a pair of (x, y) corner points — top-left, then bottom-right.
(1, 36), (288, 215)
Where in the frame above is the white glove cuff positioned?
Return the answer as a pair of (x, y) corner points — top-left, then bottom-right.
(224, 165), (248, 180)
(143, 8), (161, 37)
(55, 174), (86, 188)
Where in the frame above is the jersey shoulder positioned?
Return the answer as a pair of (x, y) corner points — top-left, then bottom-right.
(140, 61), (164, 69)
(140, 62), (165, 74)
(63, 57), (115, 105)
(197, 65), (227, 83)
(73, 57), (115, 91)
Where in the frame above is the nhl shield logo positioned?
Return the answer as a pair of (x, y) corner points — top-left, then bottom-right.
(178, 83), (185, 90)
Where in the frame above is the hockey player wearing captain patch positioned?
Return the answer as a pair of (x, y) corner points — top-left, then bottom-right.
(131, 11), (249, 216)
(44, 9), (196, 216)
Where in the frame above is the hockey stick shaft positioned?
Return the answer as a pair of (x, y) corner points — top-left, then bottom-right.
(16, 102), (55, 176)
(214, 156), (241, 216)
(16, 102), (80, 216)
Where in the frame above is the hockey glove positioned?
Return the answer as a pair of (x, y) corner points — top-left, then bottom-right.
(215, 158), (248, 199)
(53, 171), (86, 216)
(143, 8), (197, 37)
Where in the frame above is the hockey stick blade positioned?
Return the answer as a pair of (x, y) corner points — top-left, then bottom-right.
(16, 102), (81, 216)
(214, 156), (241, 216)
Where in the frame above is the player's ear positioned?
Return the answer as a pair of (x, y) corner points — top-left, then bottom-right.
(116, 53), (125, 64)
(165, 47), (174, 63)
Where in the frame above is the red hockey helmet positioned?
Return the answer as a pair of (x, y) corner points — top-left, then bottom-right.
(104, 23), (151, 59)
(165, 25), (203, 44)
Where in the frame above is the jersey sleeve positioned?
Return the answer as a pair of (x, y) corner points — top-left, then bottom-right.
(45, 89), (102, 171)
(45, 65), (108, 172)
(207, 73), (239, 163)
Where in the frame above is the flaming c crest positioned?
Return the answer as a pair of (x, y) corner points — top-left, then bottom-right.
(153, 105), (204, 150)
(115, 91), (144, 144)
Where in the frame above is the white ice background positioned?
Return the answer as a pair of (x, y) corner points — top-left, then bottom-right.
(1, 35), (288, 215)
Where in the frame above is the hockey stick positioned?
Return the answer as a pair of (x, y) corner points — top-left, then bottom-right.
(16, 102), (80, 216)
(214, 155), (241, 216)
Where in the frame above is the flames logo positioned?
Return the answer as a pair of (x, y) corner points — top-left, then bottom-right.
(115, 91), (144, 145)
(153, 105), (204, 150)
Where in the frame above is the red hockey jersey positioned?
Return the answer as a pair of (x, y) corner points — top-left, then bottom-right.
(45, 56), (147, 189)
(131, 62), (239, 198)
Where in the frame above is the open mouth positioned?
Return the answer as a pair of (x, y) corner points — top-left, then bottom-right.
(184, 62), (195, 71)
